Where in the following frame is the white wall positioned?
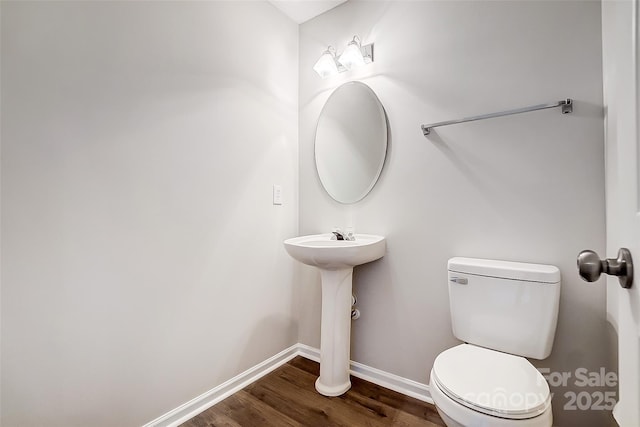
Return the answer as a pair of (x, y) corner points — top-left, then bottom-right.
(299, 1), (613, 426)
(0, 1), (298, 426)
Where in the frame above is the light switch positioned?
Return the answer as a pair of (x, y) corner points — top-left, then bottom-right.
(273, 185), (283, 205)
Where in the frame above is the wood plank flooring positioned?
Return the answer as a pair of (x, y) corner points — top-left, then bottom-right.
(180, 356), (445, 427)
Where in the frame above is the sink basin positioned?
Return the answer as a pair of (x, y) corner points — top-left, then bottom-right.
(284, 234), (386, 269)
(284, 233), (386, 397)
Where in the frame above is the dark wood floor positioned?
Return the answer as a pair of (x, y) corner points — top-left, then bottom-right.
(180, 356), (445, 427)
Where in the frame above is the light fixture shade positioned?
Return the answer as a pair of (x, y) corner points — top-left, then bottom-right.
(338, 38), (365, 70)
(313, 49), (339, 78)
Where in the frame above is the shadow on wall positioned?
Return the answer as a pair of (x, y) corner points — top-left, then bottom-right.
(238, 313), (299, 374)
(529, 310), (619, 426)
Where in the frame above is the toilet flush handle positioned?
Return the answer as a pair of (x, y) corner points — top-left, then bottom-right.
(577, 248), (633, 289)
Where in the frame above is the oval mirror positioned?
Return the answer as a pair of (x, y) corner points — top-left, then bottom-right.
(315, 81), (388, 204)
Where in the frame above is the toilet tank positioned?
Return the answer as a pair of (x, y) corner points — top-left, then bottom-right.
(448, 257), (561, 360)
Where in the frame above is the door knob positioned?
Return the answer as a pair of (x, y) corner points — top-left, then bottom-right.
(577, 248), (633, 288)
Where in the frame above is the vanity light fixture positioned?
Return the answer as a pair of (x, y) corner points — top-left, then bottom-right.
(313, 35), (374, 78)
(338, 36), (371, 70)
(313, 46), (344, 79)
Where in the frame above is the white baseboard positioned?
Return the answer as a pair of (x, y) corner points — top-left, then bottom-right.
(349, 360), (433, 404)
(143, 343), (433, 427)
(295, 342), (321, 362)
(142, 344), (301, 427)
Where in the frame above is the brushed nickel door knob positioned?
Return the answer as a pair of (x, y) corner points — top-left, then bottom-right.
(577, 248), (633, 289)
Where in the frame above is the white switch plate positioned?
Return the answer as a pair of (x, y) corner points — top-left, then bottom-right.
(273, 185), (283, 205)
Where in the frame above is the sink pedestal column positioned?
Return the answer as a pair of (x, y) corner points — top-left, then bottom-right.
(315, 267), (353, 396)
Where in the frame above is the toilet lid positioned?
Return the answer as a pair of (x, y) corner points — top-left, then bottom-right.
(432, 344), (551, 420)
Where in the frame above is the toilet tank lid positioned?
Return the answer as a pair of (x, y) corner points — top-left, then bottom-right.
(448, 257), (560, 284)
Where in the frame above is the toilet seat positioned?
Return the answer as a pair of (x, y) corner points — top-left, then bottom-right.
(431, 344), (551, 420)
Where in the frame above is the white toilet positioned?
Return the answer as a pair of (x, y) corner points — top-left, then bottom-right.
(429, 257), (561, 427)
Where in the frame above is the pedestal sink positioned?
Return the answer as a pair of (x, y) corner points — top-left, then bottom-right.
(284, 233), (386, 396)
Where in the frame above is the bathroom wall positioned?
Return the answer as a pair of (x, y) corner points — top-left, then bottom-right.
(298, 1), (612, 426)
(0, 1), (298, 426)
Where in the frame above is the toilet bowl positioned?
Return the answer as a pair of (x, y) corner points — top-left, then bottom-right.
(429, 344), (552, 427)
(431, 258), (561, 427)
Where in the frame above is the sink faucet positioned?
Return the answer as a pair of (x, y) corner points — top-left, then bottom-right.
(332, 230), (345, 240)
(331, 228), (355, 241)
